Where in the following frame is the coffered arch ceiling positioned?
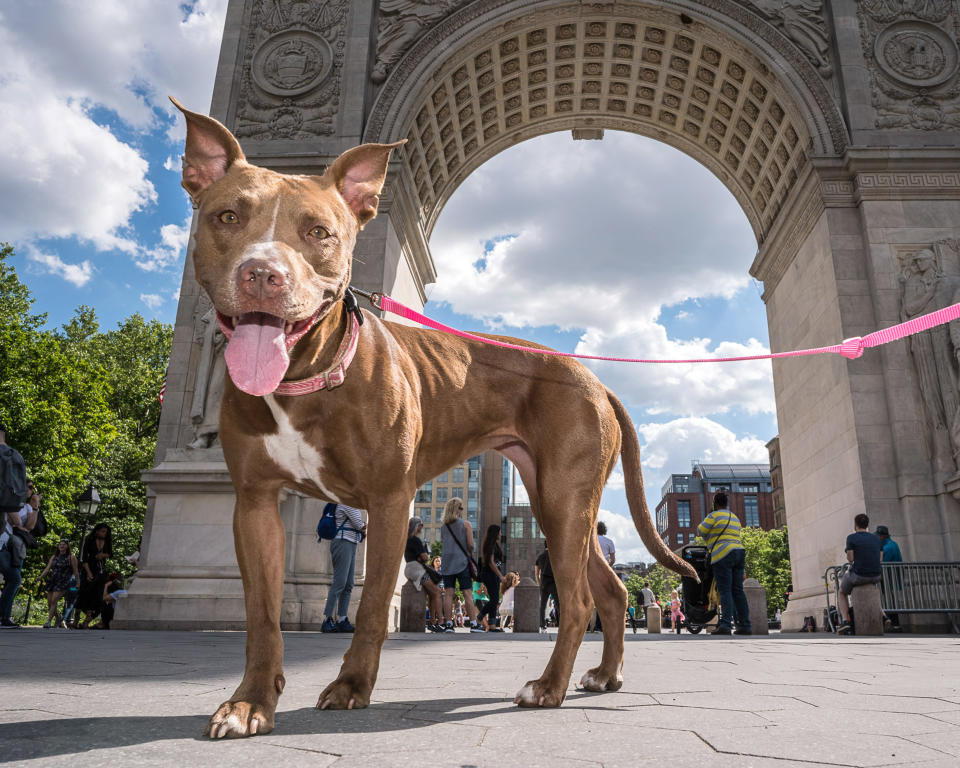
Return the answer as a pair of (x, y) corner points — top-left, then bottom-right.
(365, 2), (848, 244)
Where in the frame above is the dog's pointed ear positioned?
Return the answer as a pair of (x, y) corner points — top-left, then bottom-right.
(326, 140), (406, 226)
(169, 96), (245, 202)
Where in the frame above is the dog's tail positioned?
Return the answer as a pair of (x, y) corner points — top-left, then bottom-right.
(607, 389), (699, 582)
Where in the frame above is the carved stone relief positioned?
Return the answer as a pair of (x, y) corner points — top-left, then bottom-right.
(233, 0), (350, 140)
(373, 0), (471, 84)
(857, 0), (960, 130)
(897, 239), (960, 479)
(741, 1), (834, 76)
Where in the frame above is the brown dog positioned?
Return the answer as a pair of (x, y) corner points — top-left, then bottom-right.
(171, 98), (696, 739)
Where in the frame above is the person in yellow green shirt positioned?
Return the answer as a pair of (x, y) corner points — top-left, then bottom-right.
(698, 491), (752, 636)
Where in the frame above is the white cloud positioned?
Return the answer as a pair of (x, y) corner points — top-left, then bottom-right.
(163, 155), (181, 173)
(136, 215), (192, 272)
(604, 469), (624, 491)
(24, 245), (94, 287)
(140, 293), (164, 311)
(0, 1), (225, 263)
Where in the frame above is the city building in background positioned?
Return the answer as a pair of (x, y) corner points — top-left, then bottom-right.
(655, 462), (775, 552)
(503, 503), (544, 579)
(413, 450), (515, 557)
(766, 436), (786, 529)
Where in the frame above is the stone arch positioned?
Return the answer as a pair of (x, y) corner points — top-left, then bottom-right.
(364, 0), (848, 242)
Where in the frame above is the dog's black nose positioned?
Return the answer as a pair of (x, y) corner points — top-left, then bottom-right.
(238, 258), (286, 299)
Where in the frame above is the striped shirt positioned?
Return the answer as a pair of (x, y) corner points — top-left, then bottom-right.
(334, 504), (366, 544)
(697, 508), (744, 563)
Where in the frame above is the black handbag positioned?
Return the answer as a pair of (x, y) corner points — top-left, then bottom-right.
(423, 564), (442, 584)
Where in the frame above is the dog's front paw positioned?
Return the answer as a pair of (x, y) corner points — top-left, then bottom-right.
(204, 699), (275, 739)
(578, 666), (623, 692)
(316, 675), (371, 710)
(513, 678), (566, 708)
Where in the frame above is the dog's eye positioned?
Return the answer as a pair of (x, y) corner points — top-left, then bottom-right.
(309, 225), (330, 240)
(218, 211), (239, 224)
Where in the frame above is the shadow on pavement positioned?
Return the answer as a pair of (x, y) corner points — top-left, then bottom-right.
(1, 697), (532, 761)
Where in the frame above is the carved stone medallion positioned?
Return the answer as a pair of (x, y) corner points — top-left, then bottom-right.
(876, 22), (959, 88)
(252, 30), (333, 97)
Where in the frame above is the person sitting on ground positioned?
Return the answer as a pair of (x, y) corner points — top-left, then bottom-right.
(403, 517), (445, 633)
(836, 513), (883, 635)
(39, 539), (79, 628)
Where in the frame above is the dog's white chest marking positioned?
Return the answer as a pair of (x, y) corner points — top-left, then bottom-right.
(262, 395), (339, 502)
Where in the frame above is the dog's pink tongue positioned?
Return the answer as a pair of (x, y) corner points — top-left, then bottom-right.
(224, 313), (289, 396)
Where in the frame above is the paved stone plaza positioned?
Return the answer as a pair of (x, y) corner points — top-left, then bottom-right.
(2, 630), (959, 767)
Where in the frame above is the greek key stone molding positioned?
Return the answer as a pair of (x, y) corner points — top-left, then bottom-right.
(232, 0), (350, 140)
(857, 0), (960, 130)
(856, 170), (960, 197)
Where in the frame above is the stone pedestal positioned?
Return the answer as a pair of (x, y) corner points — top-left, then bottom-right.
(743, 578), (769, 636)
(646, 605), (662, 634)
(513, 577), (540, 633)
(399, 581), (426, 632)
(851, 584), (884, 637)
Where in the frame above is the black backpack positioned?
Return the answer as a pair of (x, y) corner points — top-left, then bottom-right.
(0, 445), (27, 514)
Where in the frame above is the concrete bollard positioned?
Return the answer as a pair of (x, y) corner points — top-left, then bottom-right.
(742, 578), (769, 635)
(646, 604), (662, 634)
(851, 583), (884, 636)
(513, 577), (541, 633)
(399, 581), (426, 632)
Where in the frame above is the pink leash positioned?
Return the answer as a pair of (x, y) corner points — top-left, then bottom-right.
(368, 293), (960, 364)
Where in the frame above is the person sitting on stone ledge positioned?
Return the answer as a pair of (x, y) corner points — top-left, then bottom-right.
(403, 517), (444, 633)
(836, 513), (882, 635)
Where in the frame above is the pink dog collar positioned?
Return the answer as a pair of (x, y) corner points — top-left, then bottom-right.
(274, 311), (361, 396)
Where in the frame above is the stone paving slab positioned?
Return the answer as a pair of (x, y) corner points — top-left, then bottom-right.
(1, 629), (958, 767)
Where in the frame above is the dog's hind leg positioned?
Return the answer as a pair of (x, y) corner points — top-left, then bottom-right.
(514, 486), (595, 708)
(317, 494), (409, 711)
(205, 483), (287, 739)
(579, 538), (627, 692)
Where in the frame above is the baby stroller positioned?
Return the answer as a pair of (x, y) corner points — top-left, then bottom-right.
(680, 545), (717, 634)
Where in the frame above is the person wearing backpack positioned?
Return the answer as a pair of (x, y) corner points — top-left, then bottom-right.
(0, 424), (30, 628)
(320, 503), (366, 633)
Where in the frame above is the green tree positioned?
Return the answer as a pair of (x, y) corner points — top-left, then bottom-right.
(0, 245), (172, 620)
(741, 526), (792, 618)
(625, 563), (679, 609)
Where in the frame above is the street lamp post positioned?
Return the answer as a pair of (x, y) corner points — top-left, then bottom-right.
(75, 483), (101, 565)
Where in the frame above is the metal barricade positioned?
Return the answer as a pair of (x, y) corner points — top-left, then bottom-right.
(824, 562), (960, 633)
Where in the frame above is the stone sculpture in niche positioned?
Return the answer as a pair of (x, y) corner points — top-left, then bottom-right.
(857, 0), (960, 129)
(372, 0), (470, 84)
(898, 242), (960, 474)
(189, 307), (227, 450)
(745, 1), (833, 76)
(233, 0), (349, 140)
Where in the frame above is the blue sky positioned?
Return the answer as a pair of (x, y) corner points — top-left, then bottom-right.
(1, 1), (777, 562)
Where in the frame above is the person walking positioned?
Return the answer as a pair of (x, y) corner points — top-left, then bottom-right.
(321, 503), (366, 633)
(439, 497), (483, 633)
(74, 523), (112, 629)
(876, 524), (903, 630)
(592, 521), (617, 632)
(477, 525), (506, 632)
(404, 517), (444, 633)
(39, 539), (79, 628)
(836, 514), (882, 635)
(698, 491), (751, 636)
(0, 423), (29, 629)
(535, 541), (558, 631)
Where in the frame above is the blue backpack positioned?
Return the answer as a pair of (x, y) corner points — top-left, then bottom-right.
(316, 502), (342, 541)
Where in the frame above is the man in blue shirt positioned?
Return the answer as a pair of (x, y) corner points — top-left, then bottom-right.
(876, 525), (902, 631)
(837, 513), (882, 635)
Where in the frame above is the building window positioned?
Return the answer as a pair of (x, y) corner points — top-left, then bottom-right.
(437, 472), (448, 483)
(436, 507), (444, 521)
(688, 532), (696, 543)
(740, 484), (759, 493)
(436, 487), (448, 504)
(674, 481), (688, 493)
(423, 509), (431, 522)
(452, 467), (464, 482)
(677, 501), (691, 528)
(677, 533), (683, 545)
(415, 482), (432, 503)
(468, 487), (478, 500)
(508, 517), (524, 539)
(452, 487), (464, 499)
(744, 495), (759, 527)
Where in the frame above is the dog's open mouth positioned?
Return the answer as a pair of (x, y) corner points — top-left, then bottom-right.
(216, 309), (320, 396)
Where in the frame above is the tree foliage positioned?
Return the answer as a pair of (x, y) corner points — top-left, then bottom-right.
(741, 526), (792, 618)
(625, 563), (680, 609)
(0, 244), (172, 618)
